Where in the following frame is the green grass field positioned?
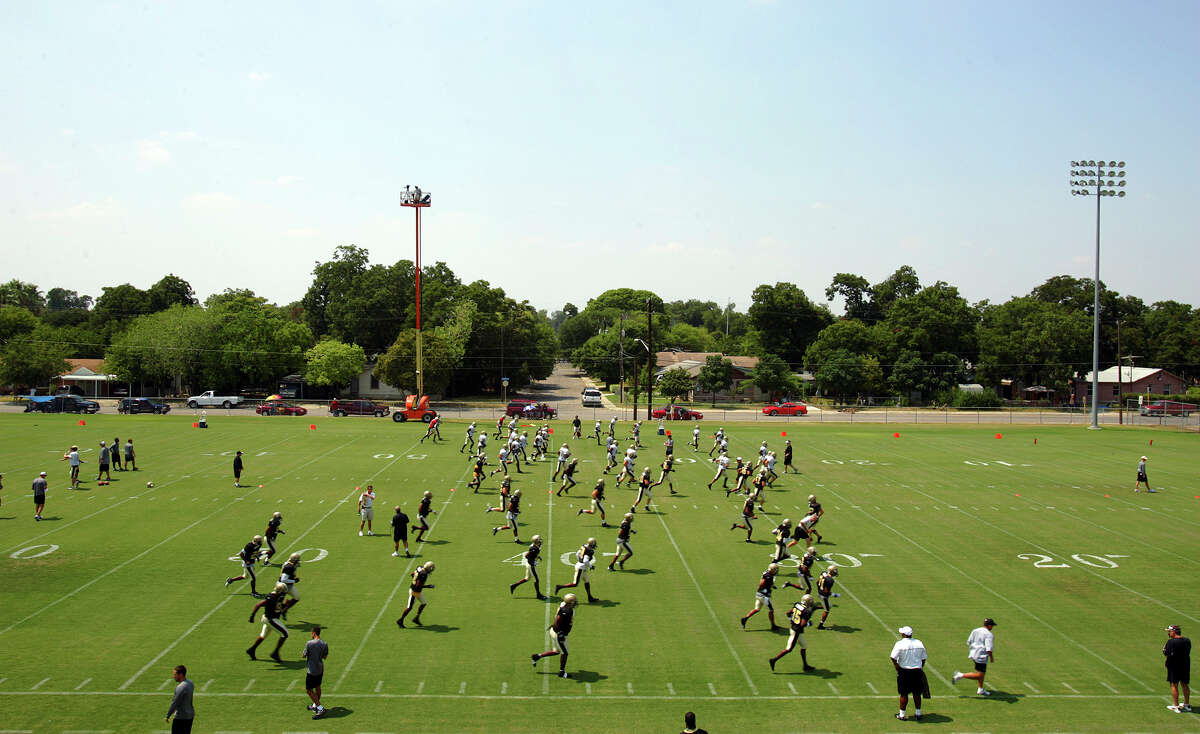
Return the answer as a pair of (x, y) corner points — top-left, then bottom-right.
(0, 412), (1197, 733)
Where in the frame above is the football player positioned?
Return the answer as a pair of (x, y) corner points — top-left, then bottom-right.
(607, 513), (636, 571)
(226, 535), (265, 598)
(603, 439), (619, 473)
(488, 446), (512, 478)
(491, 488), (523, 542)
(707, 452), (730, 490)
(651, 454), (676, 495)
(551, 443), (571, 482)
(554, 538), (599, 603)
(739, 563), (781, 631)
(411, 491), (435, 542)
(486, 476), (512, 514)
(729, 457), (750, 496)
(531, 593), (577, 678)
(396, 561), (435, 628)
(577, 478), (608, 527)
(630, 420), (643, 448)
(771, 518), (792, 563)
(476, 431), (489, 455)
(806, 495), (825, 543)
(816, 565), (839, 629)
(787, 513), (817, 550)
(278, 552), (302, 617)
(246, 582), (289, 661)
(262, 511), (285, 565)
(784, 546), (819, 594)
(630, 467), (654, 513)
(690, 425), (701, 450)
(460, 421), (477, 453)
(769, 594), (818, 671)
(509, 535), (545, 599)
(557, 458), (579, 496)
(468, 455), (487, 492)
(663, 433), (674, 457)
(729, 494), (756, 542)
(615, 449), (636, 487)
(748, 469), (769, 512)
(607, 416), (617, 438)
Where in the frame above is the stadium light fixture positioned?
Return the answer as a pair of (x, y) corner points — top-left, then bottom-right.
(401, 186), (432, 398)
(1069, 160), (1127, 429)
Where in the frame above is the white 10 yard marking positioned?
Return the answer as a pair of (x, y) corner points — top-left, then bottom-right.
(9, 544), (59, 560)
(1018, 553), (1127, 569)
(964, 460), (1033, 467)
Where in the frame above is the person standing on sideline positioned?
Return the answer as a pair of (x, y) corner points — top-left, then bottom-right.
(111, 436), (123, 471)
(1164, 624), (1192, 712)
(358, 485), (376, 536)
(680, 711), (708, 734)
(32, 471), (48, 521)
(65, 445), (82, 488)
(233, 451), (245, 488)
(164, 664), (195, 733)
(953, 618), (996, 695)
(125, 438), (137, 471)
(302, 626), (330, 719)
(783, 439), (797, 473)
(1135, 455), (1155, 492)
(572, 415), (582, 439)
(890, 625), (929, 721)
(531, 593), (577, 678)
(96, 441), (111, 482)
(391, 505), (410, 557)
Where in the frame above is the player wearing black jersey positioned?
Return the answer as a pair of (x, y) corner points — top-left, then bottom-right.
(492, 489), (523, 541)
(226, 535), (265, 597)
(769, 594), (818, 671)
(729, 496), (756, 542)
(554, 538), (599, 603)
(651, 454), (676, 494)
(411, 491), (434, 543)
(740, 564), (781, 631)
(262, 512), (285, 564)
(771, 519), (792, 563)
(630, 467), (654, 513)
(806, 495), (825, 543)
(608, 513), (636, 570)
(531, 594), (577, 678)
(509, 535), (545, 599)
(577, 479), (608, 527)
(557, 459), (579, 496)
(246, 582), (289, 661)
(816, 565), (839, 629)
(784, 547), (819, 593)
(396, 561), (435, 628)
(278, 552), (302, 617)
(467, 456), (486, 492)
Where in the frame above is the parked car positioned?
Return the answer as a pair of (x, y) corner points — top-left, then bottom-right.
(1139, 401), (1198, 417)
(581, 387), (603, 407)
(186, 391), (244, 409)
(329, 398), (390, 417)
(505, 399), (558, 419)
(391, 394), (438, 423)
(117, 398), (171, 414)
(256, 400), (307, 416)
(762, 401), (808, 416)
(651, 405), (704, 420)
(25, 395), (101, 414)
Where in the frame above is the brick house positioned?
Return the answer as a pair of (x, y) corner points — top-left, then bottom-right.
(1072, 366), (1187, 405)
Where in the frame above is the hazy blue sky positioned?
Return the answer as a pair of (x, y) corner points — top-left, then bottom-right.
(2, 1), (1197, 315)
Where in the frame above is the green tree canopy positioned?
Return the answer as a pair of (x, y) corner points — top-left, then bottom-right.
(304, 339), (367, 390)
(747, 282), (833, 365)
(656, 366), (694, 403)
(696, 354), (734, 406)
(749, 353), (799, 401)
(0, 279), (46, 315)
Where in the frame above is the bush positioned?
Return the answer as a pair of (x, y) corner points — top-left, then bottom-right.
(952, 388), (1002, 408)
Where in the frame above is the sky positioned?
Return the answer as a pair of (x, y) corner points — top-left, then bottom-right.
(2, 1), (1198, 316)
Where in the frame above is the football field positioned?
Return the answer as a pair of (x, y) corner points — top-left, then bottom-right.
(0, 412), (1197, 733)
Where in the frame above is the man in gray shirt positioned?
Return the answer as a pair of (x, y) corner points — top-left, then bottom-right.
(32, 471), (48, 521)
(303, 626), (329, 719)
(165, 664), (194, 733)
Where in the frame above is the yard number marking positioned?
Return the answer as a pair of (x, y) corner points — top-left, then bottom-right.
(1018, 553), (1124, 569)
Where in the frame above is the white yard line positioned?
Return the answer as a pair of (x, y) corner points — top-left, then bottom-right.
(653, 510), (758, 695)
(0, 487), (263, 637)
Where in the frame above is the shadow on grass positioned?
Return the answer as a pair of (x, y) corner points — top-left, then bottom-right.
(419, 539), (450, 545)
(915, 713), (954, 722)
(319, 705), (353, 719)
(959, 690), (1023, 704)
(38, 516), (63, 521)
(410, 624), (459, 634)
(269, 659), (306, 670)
(586, 598), (621, 608)
(817, 624), (861, 634)
(558, 669), (607, 683)
(618, 567), (656, 575)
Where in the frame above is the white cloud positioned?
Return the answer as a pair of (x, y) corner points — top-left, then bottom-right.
(158, 130), (198, 141)
(137, 139), (171, 166)
(285, 226), (320, 239)
(31, 198), (124, 220)
(810, 201), (829, 210)
(274, 175), (304, 185)
(247, 71), (273, 82)
(183, 192), (238, 210)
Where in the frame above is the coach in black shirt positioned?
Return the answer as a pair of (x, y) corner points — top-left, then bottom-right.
(1164, 624), (1192, 713)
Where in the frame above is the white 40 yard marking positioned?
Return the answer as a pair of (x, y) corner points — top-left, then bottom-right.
(819, 459), (891, 466)
(1018, 553), (1127, 569)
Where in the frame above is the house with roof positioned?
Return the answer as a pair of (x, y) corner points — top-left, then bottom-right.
(652, 351), (779, 402)
(55, 359), (125, 397)
(1072, 366), (1187, 405)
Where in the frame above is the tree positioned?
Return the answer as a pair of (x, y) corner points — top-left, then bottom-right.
(0, 324), (71, 389)
(0, 305), (40, 343)
(665, 299), (720, 328)
(747, 282), (833, 364)
(191, 296), (313, 391)
(301, 245), (370, 339)
(879, 281), (978, 362)
(872, 266), (921, 314)
(662, 322), (717, 352)
(304, 339), (367, 390)
(375, 301), (477, 396)
(748, 353), (799, 401)
(0, 279), (46, 315)
(657, 367), (694, 403)
(975, 296), (1091, 395)
(803, 319), (878, 373)
(812, 349), (883, 401)
(826, 273), (879, 322)
(147, 274), (198, 312)
(588, 288), (664, 314)
(571, 331), (622, 390)
(91, 283), (151, 340)
(104, 305), (210, 390)
(696, 354), (734, 406)
(44, 288), (92, 326)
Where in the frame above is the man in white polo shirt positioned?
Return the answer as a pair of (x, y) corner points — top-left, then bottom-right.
(357, 485), (376, 536)
(954, 617), (996, 695)
(890, 625), (929, 721)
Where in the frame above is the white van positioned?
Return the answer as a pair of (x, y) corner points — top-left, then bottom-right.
(581, 388), (603, 407)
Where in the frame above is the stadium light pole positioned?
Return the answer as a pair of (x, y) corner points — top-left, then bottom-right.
(400, 186), (432, 398)
(1070, 160), (1126, 429)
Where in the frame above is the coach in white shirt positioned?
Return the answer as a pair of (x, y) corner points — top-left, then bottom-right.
(954, 617), (996, 695)
(890, 625), (929, 721)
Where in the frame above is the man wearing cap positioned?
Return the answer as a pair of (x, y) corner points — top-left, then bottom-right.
(33, 471), (48, 520)
(890, 625), (929, 721)
(1164, 624), (1191, 713)
(1134, 455), (1154, 493)
(233, 451), (244, 488)
(954, 618), (996, 695)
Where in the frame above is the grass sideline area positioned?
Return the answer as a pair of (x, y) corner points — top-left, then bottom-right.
(0, 412), (1196, 733)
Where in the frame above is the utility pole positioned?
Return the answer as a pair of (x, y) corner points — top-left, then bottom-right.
(632, 354), (639, 421)
(618, 313), (626, 410)
(646, 297), (653, 419)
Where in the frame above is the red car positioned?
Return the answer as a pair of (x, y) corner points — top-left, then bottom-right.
(257, 400), (308, 416)
(762, 401), (808, 416)
(1139, 401), (1197, 417)
(651, 405), (703, 420)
